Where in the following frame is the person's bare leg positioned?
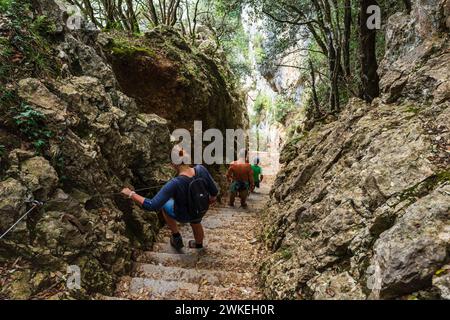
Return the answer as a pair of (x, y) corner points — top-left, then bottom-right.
(162, 211), (179, 234)
(190, 223), (204, 245)
(240, 190), (249, 207)
(229, 191), (236, 206)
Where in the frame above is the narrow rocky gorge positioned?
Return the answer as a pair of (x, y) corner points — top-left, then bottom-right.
(0, 0), (449, 301)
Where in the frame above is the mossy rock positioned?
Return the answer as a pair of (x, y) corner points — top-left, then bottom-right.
(1, 270), (33, 299)
(108, 39), (157, 59)
(75, 256), (115, 295)
(397, 170), (450, 203)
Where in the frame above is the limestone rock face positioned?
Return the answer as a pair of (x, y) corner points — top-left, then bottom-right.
(0, 1), (172, 299)
(262, 1), (449, 299)
(379, 0), (450, 104)
(262, 96), (449, 299)
(98, 28), (248, 133)
(369, 185), (450, 299)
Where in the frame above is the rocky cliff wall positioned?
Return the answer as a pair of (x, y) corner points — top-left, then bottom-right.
(261, 0), (450, 300)
(0, 1), (173, 299)
(0, 0), (246, 299)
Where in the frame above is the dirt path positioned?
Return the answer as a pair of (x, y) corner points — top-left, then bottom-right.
(114, 184), (271, 300)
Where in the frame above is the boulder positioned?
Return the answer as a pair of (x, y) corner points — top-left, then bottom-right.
(0, 178), (29, 240)
(17, 78), (69, 124)
(368, 185), (450, 299)
(19, 156), (59, 200)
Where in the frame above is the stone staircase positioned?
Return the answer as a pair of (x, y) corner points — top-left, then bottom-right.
(114, 186), (270, 300)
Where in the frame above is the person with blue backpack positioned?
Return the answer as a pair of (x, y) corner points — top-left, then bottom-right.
(121, 148), (218, 250)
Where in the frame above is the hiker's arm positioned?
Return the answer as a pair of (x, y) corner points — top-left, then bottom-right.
(122, 182), (173, 211)
(121, 188), (146, 205)
(142, 182), (174, 211)
(260, 175), (264, 182)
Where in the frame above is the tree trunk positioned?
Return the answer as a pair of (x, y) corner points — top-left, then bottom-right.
(102, 0), (118, 30)
(125, 0), (140, 33)
(322, 1), (340, 112)
(359, 0), (380, 102)
(82, 0), (101, 28)
(309, 59), (321, 117)
(343, 0), (352, 77)
(148, 0), (159, 26)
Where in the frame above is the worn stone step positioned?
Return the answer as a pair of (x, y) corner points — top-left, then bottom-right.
(138, 251), (254, 271)
(133, 263), (253, 286)
(129, 277), (199, 297)
(209, 207), (257, 215)
(137, 252), (199, 268)
(195, 254), (254, 271)
(94, 294), (129, 300)
(157, 229), (260, 247)
(127, 277), (259, 300)
(165, 228), (249, 242)
(153, 241), (256, 258)
(160, 213), (256, 230)
(198, 284), (263, 300)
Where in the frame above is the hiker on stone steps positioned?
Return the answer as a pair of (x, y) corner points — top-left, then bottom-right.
(250, 157), (263, 193)
(226, 149), (254, 208)
(121, 148), (218, 251)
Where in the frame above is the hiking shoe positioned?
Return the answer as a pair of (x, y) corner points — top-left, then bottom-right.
(188, 240), (204, 250)
(170, 234), (184, 250)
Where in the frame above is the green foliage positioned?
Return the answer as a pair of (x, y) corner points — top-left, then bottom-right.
(280, 247), (292, 260)
(271, 96), (296, 125)
(0, 0), (59, 84)
(0, 0), (12, 13)
(253, 33), (265, 64)
(251, 92), (272, 126)
(397, 171), (450, 204)
(254, 93), (271, 114)
(251, 93), (297, 127)
(0, 86), (19, 125)
(13, 104), (53, 153)
(220, 16), (252, 80)
(31, 15), (57, 36)
(108, 38), (156, 58)
(0, 85), (15, 104)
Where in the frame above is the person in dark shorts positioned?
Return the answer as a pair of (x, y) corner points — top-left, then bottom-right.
(226, 149), (254, 208)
